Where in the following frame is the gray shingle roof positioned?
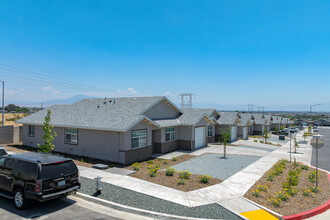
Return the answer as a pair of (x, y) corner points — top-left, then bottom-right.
(217, 112), (240, 125)
(272, 116), (282, 124)
(238, 113), (251, 126)
(252, 113), (266, 125)
(17, 96), (177, 132)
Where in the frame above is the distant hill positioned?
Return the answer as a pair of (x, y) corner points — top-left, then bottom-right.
(38, 94), (93, 106)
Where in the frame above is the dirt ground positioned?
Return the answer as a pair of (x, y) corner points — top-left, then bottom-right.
(124, 155), (222, 192)
(244, 161), (330, 216)
(0, 113), (29, 126)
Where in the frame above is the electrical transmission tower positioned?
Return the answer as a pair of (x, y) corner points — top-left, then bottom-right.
(179, 93), (194, 109)
(258, 107), (265, 113)
(247, 104), (254, 112)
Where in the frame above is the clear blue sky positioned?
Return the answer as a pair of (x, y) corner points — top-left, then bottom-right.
(1, 0), (330, 110)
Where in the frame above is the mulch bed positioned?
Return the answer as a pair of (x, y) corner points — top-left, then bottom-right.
(124, 155), (222, 192)
(244, 161), (330, 216)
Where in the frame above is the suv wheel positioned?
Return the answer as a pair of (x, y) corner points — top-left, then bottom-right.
(14, 188), (28, 210)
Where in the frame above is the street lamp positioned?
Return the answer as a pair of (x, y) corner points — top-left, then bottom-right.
(310, 134), (324, 188)
(0, 80), (4, 126)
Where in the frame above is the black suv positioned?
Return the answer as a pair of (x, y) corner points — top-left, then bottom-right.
(0, 146), (8, 156)
(0, 152), (80, 209)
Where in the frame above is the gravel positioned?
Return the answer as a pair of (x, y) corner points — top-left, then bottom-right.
(172, 154), (261, 180)
(79, 177), (243, 220)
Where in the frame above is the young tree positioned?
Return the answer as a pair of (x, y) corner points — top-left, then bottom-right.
(220, 127), (231, 158)
(38, 110), (57, 153)
(303, 132), (308, 142)
(275, 127), (279, 134)
(263, 127), (269, 144)
(293, 136), (299, 153)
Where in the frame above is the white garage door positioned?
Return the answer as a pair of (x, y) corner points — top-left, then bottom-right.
(195, 127), (205, 149)
(243, 127), (248, 140)
(231, 126), (237, 142)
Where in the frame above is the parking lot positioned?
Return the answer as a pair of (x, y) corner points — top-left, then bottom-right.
(312, 127), (330, 171)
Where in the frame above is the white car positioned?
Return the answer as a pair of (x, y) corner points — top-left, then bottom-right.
(0, 146), (8, 156)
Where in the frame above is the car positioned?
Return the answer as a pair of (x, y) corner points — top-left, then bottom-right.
(314, 128), (319, 132)
(0, 152), (80, 209)
(0, 146), (8, 156)
(279, 130), (289, 136)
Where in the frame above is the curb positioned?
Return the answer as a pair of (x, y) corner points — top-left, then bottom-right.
(74, 192), (243, 220)
(282, 172), (330, 220)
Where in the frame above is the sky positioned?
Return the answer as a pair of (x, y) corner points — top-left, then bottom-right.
(1, 0), (330, 111)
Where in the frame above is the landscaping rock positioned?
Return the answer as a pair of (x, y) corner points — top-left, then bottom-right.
(92, 164), (109, 170)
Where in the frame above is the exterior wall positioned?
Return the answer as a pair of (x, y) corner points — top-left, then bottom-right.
(253, 124), (265, 135)
(23, 120), (156, 165)
(0, 126), (14, 144)
(215, 125), (231, 142)
(143, 100), (180, 120)
(207, 124), (215, 143)
(238, 126), (248, 139)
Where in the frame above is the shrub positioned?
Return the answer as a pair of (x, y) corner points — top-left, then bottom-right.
(308, 170), (319, 183)
(303, 188), (311, 197)
(177, 179), (187, 185)
(200, 175), (212, 184)
(148, 166), (159, 177)
(268, 197), (280, 207)
(132, 162), (141, 171)
(172, 157), (178, 161)
(267, 173), (274, 181)
(257, 185), (268, 192)
(147, 160), (154, 164)
(277, 191), (290, 201)
(301, 165), (309, 170)
(165, 167), (175, 176)
(179, 170), (191, 179)
(155, 162), (161, 169)
(285, 186), (298, 196)
(310, 186), (322, 193)
(253, 139), (258, 142)
(163, 161), (169, 165)
(252, 190), (260, 197)
(80, 158), (85, 162)
(259, 140), (264, 143)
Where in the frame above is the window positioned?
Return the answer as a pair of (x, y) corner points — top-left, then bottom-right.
(41, 161), (77, 179)
(0, 158), (5, 170)
(4, 158), (15, 173)
(165, 127), (175, 142)
(65, 128), (78, 144)
(13, 161), (38, 181)
(249, 125), (253, 132)
(208, 125), (213, 137)
(132, 130), (146, 149)
(28, 125), (35, 136)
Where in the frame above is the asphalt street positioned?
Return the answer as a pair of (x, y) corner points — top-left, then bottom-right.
(0, 195), (150, 220)
(311, 127), (330, 171)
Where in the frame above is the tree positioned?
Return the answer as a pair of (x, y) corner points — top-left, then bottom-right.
(263, 127), (269, 144)
(219, 127), (231, 158)
(275, 127), (279, 134)
(293, 136), (299, 153)
(38, 110), (57, 153)
(303, 132), (308, 142)
(5, 104), (20, 112)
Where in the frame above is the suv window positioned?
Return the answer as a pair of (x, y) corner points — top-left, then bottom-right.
(4, 158), (15, 173)
(0, 157), (5, 170)
(0, 149), (7, 156)
(41, 161), (77, 179)
(13, 160), (38, 181)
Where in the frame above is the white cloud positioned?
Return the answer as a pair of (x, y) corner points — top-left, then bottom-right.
(52, 90), (60, 95)
(43, 86), (54, 91)
(7, 88), (25, 95)
(84, 87), (139, 98)
(163, 91), (178, 99)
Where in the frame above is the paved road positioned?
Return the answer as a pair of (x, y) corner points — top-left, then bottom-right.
(0, 195), (151, 220)
(311, 127), (330, 171)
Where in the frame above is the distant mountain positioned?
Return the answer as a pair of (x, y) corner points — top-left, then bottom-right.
(39, 95), (93, 106)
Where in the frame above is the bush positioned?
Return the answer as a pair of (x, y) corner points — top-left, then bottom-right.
(253, 139), (258, 142)
(259, 140), (264, 143)
(277, 191), (290, 201)
(285, 186), (298, 196)
(268, 197), (280, 207)
(301, 165), (309, 170)
(257, 185), (268, 192)
(200, 175), (212, 184)
(131, 162), (141, 171)
(163, 161), (169, 165)
(252, 190), (260, 197)
(267, 173), (274, 181)
(179, 170), (191, 179)
(172, 157), (178, 161)
(308, 170), (319, 183)
(310, 186), (322, 193)
(303, 188), (311, 197)
(177, 179), (186, 185)
(80, 158), (85, 162)
(165, 167), (175, 176)
(147, 160), (154, 164)
(148, 166), (159, 177)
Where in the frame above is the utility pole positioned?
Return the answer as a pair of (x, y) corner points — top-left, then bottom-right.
(41, 102), (43, 110)
(248, 104), (254, 113)
(1, 80), (4, 126)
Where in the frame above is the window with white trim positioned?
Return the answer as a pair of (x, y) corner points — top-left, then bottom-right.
(65, 128), (78, 144)
(165, 127), (175, 142)
(208, 125), (213, 137)
(28, 125), (35, 137)
(132, 130), (146, 149)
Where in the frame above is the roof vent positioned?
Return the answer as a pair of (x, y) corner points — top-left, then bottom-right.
(97, 106), (100, 108)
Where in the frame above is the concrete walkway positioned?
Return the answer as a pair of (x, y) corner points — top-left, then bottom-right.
(78, 130), (316, 217)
